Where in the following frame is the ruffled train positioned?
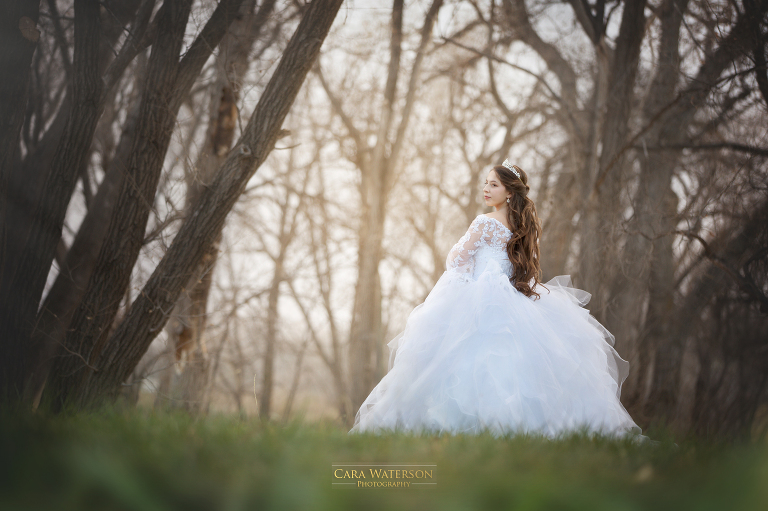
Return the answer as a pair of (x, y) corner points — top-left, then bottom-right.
(348, 259), (653, 444)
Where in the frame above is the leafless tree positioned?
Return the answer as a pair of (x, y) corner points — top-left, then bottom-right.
(0, 0), (343, 412)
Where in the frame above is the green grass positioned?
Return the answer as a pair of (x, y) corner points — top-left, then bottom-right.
(1, 403), (766, 511)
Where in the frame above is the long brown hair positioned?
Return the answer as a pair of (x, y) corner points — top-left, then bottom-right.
(491, 164), (544, 300)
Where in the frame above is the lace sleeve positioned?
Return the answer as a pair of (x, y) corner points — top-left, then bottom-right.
(446, 216), (490, 274)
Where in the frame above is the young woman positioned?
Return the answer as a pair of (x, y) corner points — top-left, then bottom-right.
(349, 160), (650, 442)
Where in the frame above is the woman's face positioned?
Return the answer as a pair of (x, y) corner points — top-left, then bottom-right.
(483, 169), (510, 208)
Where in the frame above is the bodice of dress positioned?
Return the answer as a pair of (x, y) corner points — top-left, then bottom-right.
(446, 214), (514, 279)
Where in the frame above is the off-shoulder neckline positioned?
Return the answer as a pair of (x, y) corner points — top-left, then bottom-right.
(479, 214), (512, 234)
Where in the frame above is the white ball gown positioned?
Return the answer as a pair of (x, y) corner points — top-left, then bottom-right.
(348, 214), (651, 442)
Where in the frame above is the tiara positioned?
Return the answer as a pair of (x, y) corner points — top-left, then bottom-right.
(502, 159), (521, 179)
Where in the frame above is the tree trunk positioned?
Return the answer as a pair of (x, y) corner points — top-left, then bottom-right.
(0, 0), (39, 256)
(281, 337), (309, 423)
(349, 223), (385, 412)
(538, 168), (578, 278)
(0, 0), (40, 404)
(261, 249), (285, 420)
(24, 99), (141, 409)
(610, 0), (689, 409)
(0, 0), (101, 404)
(347, 0), (403, 412)
(577, 0), (647, 322)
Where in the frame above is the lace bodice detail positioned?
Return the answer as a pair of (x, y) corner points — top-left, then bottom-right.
(446, 214), (514, 279)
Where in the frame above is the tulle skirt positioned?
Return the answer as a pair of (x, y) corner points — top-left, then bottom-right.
(348, 259), (650, 443)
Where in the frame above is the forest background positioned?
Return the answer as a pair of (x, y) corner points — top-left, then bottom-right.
(1, 0), (767, 441)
